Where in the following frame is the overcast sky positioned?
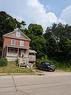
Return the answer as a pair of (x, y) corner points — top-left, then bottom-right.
(0, 0), (71, 30)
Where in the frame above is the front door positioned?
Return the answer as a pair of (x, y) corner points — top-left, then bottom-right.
(20, 50), (24, 58)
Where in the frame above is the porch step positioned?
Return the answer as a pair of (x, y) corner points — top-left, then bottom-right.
(18, 57), (27, 67)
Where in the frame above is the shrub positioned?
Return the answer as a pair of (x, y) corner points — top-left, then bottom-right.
(0, 57), (8, 66)
(15, 59), (19, 66)
(36, 55), (49, 67)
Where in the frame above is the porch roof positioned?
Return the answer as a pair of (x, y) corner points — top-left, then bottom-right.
(7, 45), (29, 49)
(29, 50), (37, 54)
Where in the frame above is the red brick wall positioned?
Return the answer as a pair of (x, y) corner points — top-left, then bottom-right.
(3, 37), (11, 48)
(3, 37), (30, 48)
(16, 40), (19, 46)
(24, 40), (29, 47)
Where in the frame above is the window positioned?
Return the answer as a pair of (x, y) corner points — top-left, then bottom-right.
(16, 32), (20, 37)
(11, 39), (16, 45)
(20, 41), (24, 46)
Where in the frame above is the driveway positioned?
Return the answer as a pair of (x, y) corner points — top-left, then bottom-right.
(0, 72), (71, 95)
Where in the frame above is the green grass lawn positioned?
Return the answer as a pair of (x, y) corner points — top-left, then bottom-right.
(0, 61), (37, 74)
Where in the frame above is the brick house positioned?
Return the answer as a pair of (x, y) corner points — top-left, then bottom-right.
(2, 28), (37, 67)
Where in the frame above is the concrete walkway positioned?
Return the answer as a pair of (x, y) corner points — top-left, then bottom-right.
(0, 72), (71, 95)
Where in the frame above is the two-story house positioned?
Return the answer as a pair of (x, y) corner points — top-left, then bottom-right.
(2, 28), (37, 67)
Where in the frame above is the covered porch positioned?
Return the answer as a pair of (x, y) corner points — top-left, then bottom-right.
(3, 46), (29, 61)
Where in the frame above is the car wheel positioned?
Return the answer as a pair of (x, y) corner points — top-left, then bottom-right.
(49, 69), (55, 72)
(52, 69), (55, 72)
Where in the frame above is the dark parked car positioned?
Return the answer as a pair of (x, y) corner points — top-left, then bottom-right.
(36, 62), (55, 72)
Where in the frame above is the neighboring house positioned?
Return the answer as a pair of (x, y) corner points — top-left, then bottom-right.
(2, 28), (37, 67)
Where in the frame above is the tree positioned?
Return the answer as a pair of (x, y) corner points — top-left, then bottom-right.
(0, 11), (25, 47)
(30, 36), (46, 58)
(0, 11), (17, 33)
(44, 23), (71, 60)
(27, 24), (46, 58)
(28, 24), (43, 36)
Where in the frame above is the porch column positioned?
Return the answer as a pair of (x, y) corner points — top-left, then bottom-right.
(6, 47), (8, 56)
(18, 48), (19, 58)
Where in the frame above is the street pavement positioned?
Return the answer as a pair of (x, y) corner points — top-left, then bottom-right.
(0, 72), (71, 95)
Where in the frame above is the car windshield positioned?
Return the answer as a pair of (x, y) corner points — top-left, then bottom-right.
(41, 62), (50, 65)
(45, 62), (50, 65)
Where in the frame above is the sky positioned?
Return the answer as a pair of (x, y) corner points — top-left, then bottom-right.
(0, 0), (71, 30)
(40, 0), (71, 16)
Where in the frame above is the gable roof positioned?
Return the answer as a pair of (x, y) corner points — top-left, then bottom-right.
(3, 28), (31, 41)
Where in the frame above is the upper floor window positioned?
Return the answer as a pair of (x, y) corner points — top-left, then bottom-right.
(20, 41), (24, 46)
(11, 39), (16, 45)
(16, 32), (20, 37)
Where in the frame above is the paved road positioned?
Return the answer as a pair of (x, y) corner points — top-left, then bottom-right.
(0, 72), (71, 95)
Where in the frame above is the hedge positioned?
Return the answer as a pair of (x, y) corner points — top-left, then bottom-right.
(0, 57), (8, 66)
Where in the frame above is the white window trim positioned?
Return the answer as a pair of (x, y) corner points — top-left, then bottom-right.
(20, 41), (24, 46)
(16, 31), (20, 37)
(11, 39), (16, 46)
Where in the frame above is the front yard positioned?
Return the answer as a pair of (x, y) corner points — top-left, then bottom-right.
(0, 61), (39, 75)
(0, 59), (71, 75)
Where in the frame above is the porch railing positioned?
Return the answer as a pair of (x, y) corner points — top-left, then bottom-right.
(7, 53), (18, 57)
